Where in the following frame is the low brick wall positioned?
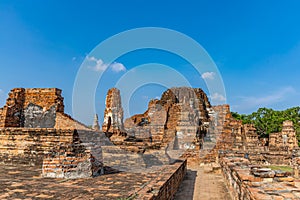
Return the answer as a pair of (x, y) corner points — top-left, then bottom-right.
(130, 160), (187, 200)
(0, 128), (105, 178)
(0, 128), (76, 166)
(220, 156), (300, 199)
(220, 150), (294, 165)
(220, 157), (254, 200)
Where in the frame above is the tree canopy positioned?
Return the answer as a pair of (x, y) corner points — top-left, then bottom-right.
(232, 107), (300, 143)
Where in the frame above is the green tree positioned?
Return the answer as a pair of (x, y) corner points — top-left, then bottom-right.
(232, 107), (300, 144)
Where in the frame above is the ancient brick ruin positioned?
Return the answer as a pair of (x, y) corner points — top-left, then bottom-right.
(1, 86), (300, 199)
(0, 88), (103, 178)
(0, 88), (63, 128)
(102, 88), (124, 133)
(269, 120), (298, 151)
(0, 88), (88, 130)
(206, 105), (300, 199)
(122, 87), (211, 150)
(101, 86), (300, 199)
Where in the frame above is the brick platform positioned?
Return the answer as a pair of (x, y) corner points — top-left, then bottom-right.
(220, 156), (300, 199)
(0, 160), (186, 200)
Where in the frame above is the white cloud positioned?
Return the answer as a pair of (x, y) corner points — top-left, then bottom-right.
(86, 56), (108, 71)
(110, 62), (126, 72)
(234, 86), (296, 112)
(210, 92), (226, 102)
(86, 56), (126, 73)
(201, 72), (215, 80)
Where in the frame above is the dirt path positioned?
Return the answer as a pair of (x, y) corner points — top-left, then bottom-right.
(174, 161), (232, 200)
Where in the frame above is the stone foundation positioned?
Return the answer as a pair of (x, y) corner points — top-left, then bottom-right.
(220, 156), (300, 199)
(0, 128), (104, 178)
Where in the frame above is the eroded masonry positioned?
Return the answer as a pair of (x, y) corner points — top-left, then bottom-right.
(0, 87), (300, 199)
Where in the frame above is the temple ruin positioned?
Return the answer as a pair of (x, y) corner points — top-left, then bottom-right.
(102, 88), (124, 133)
(1, 86), (300, 199)
(0, 88), (103, 178)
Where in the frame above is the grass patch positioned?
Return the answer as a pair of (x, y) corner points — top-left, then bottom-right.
(266, 165), (293, 172)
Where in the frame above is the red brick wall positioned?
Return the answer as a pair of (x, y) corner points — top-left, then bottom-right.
(0, 128), (75, 166)
(0, 88), (64, 128)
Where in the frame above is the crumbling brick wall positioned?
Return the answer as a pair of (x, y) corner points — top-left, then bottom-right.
(124, 87), (211, 148)
(0, 128), (104, 178)
(0, 88), (102, 178)
(42, 141), (103, 178)
(23, 88), (64, 112)
(0, 88), (89, 130)
(269, 120), (298, 151)
(0, 88), (26, 127)
(0, 88), (64, 128)
(202, 105), (261, 163)
(0, 128), (75, 166)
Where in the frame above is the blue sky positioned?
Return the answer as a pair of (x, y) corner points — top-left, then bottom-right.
(1, 1), (300, 125)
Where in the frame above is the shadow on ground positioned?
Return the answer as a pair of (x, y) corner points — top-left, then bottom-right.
(174, 169), (197, 200)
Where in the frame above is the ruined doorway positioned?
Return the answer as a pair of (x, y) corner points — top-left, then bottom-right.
(106, 116), (111, 132)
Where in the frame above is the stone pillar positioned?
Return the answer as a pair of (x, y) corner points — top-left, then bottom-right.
(282, 120), (298, 150)
(102, 88), (124, 133)
(92, 114), (100, 131)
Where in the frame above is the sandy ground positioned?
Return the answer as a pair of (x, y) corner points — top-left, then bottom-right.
(174, 161), (232, 200)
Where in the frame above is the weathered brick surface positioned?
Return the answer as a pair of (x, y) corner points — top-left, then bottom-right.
(42, 129), (112, 178)
(0, 88), (90, 130)
(0, 88), (26, 127)
(220, 156), (300, 200)
(102, 88), (124, 133)
(202, 105), (263, 163)
(124, 87), (211, 150)
(0, 128), (105, 178)
(42, 142), (103, 178)
(22, 88), (64, 112)
(131, 160), (187, 200)
(54, 112), (90, 130)
(0, 159), (186, 199)
(0, 88), (64, 128)
(3, 86), (300, 199)
(204, 107), (299, 165)
(269, 120), (298, 151)
(0, 128), (75, 166)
